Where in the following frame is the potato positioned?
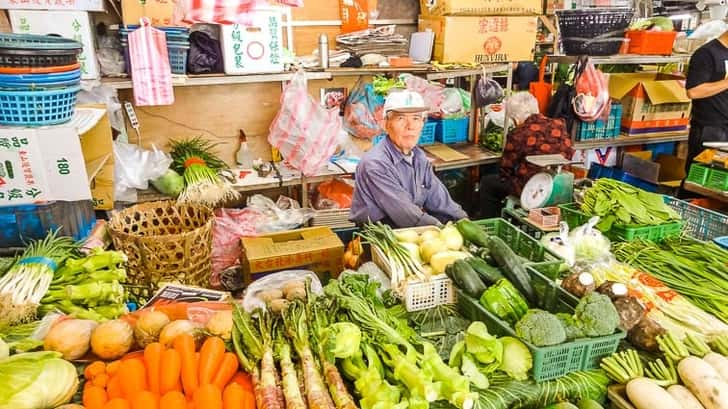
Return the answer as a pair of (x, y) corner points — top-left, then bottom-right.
(269, 299), (290, 314)
(258, 289), (283, 303)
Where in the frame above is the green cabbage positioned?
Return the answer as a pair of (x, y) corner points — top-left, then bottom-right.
(498, 336), (533, 381)
(0, 351), (78, 409)
(151, 168), (185, 197)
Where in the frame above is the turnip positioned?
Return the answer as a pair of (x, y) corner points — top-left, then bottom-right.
(626, 377), (683, 409)
(678, 356), (728, 409)
(667, 385), (705, 409)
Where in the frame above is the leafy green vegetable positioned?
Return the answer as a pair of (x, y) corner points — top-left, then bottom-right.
(465, 322), (503, 366)
(515, 310), (566, 347)
(151, 168), (185, 197)
(322, 322), (361, 359)
(498, 337), (532, 381)
(461, 353), (490, 389)
(0, 351), (79, 409)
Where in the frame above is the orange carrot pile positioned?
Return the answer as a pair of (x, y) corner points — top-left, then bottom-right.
(82, 335), (255, 409)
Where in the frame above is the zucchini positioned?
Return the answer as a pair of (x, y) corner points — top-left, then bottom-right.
(448, 259), (486, 298)
(488, 236), (537, 305)
(465, 257), (503, 285)
(455, 219), (490, 247)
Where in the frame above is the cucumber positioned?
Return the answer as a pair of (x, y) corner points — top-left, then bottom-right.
(465, 257), (503, 285)
(455, 219), (490, 247)
(448, 259), (486, 298)
(488, 236), (537, 305)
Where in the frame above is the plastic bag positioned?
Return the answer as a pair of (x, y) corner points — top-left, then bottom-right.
(504, 92), (539, 125)
(540, 222), (576, 266)
(317, 178), (354, 209)
(476, 76), (504, 108)
(573, 57), (610, 122)
(402, 73), (444, 116)
(77, 84), (125, 134)
(211, 208), (264, 282)
(343, 79), (386, 140)
(242, 270), (323, 312)
(247, 194), (315, 233)
(96, 25), (126, 76)
(569, 216), (612, 263)
(689, 20), (728, 39)
(187, 30), (223, 74)
(269, 70), (342, 175)
(128, 18), (174, 106)
(440, 87), (465, 117)
(114, 141), (172, 202)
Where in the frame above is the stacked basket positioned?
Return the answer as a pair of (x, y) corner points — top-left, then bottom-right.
(0, 33), (83, 126)
(556, 8), (634, 56)
(120, 26), (190, 75)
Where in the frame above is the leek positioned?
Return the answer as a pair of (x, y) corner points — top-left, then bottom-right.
(357, 222), (426, 290)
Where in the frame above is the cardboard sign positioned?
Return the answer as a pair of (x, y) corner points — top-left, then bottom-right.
(339, 0), (376, 33)
(122, 0), (176, 27)
(221, 10), (284, 75)
(0, 125), (91, 207)
(9, 10), (99, 79)
(0, 0), (104, 11)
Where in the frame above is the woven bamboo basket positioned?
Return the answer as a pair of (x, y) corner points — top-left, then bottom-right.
(108, 201), (214, 292)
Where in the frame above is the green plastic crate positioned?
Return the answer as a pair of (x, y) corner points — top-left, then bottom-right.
(686, 164), (710, 186)
(474, 218), (565, 278)
(558, 203), (683, 242)
(706, 168), (728, 191)
(457, 288), (626, 382)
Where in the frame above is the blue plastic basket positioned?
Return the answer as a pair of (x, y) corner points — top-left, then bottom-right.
(714, 236), (728, 249)
(0, 200), (95, 247)
(0, 85), (80, 126)
(575, 102), (622, 141)
(0, 69), (81, 84)
(0, 78), (80, 91)
(0, 33), (83, 50)
(373, 120), (437, 146)
(122, 42), (189, 75)
(434, 117), (469, 144)
(665, 196), (728, 241)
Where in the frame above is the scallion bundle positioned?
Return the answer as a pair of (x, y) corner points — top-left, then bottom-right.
(0, 231), (77, 328)
(170, 137), (240, 207)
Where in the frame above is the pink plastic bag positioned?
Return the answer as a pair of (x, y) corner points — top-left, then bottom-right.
(128, 18), (174, 106)
(210, 207), (263, 286)
(268, 70), (342, 176)
(174, 0), (301, 25)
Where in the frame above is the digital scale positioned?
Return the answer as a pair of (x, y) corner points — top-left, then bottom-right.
(519, 154), (578, 211)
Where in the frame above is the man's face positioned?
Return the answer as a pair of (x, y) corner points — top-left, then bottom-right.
(385, 111), (426, 153)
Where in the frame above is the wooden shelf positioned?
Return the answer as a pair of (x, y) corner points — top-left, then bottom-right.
(548, 54), (691, 65)
(684, 182), (728, 203)
(573, 131), (689, 150)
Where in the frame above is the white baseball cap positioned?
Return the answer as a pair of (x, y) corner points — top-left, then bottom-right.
(383, 90), (428, 115)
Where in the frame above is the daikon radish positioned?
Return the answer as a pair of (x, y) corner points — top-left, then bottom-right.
(626, 378), (683, 409)
(667, 385), (705, 409)
(678, 356), (728, 409)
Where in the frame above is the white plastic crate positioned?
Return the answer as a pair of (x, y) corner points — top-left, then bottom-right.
(369, 226), (456, 312)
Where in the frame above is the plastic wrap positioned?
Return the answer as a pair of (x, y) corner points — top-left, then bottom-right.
(113, 142), (173, 202)
(241, 270), (323, 312)
(246, 195), (315, 233)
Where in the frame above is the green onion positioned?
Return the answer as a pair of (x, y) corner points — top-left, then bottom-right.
(357, 222), (426, 289)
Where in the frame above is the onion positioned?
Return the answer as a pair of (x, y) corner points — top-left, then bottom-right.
(205, 311), (233, 341)
(159, 320), (198, 348)
(134, 310), (171, 348)
(44, 319), (98, 360)
(90, 320), (134, 360)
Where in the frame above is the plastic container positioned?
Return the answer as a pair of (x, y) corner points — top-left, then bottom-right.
(575, 102), (622, 141)
(433, 117), (469, 144)
(625, 30), (678, 55)
(0, 200), (96, 247)
(0, 85), (80, 125)
(559, 202), (683, 241)
(706, 167), (728, 191)
(665, 196), (728, 241)
(686, 163), (710, 186)
(714, 236), (728, 249)
(556, 8), (634, 56)
(457, 287), (625, 382)
(0, 33), (82, 68)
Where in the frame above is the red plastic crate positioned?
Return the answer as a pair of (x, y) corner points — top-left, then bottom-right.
(625, 30), (678, 55)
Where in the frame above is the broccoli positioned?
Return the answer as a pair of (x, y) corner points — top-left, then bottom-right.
(515, 309), (566, 346)
(556, 313), (585, 340)
(574, 292), (620, 337)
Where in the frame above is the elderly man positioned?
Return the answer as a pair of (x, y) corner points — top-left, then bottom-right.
(349, 90), (467, 228)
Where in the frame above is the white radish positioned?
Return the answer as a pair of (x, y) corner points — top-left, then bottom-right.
(678, 356), (728, 409)
(626, 378), (683, 409)
(668, 385), (705, 409)
(704, 352), (728, 382)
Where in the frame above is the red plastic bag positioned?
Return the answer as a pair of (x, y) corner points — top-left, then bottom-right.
(128, 18), (174, 106)
(572, 56), (610, 123)
(317, 178), (354, 209)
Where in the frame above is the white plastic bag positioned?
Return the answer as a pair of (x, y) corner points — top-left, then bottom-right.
(569, 216), (612, 263)
(242, 270), (323, 312)
(114, 141), (172, 202)
(246, 195), (315, 233)
(541, 222), (576, 267)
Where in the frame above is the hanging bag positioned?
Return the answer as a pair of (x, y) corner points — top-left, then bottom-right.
(573, 56), (611, 123)
(128, 18), (174, 106)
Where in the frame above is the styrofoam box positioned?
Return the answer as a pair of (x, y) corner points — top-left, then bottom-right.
(9, 10), (100, 80)
(220, 9), (284, 75)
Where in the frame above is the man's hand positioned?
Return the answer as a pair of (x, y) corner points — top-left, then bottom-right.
(687, 78), (728, 100)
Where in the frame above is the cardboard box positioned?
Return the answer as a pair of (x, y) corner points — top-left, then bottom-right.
(419, 0), (542, 16)
(0, 123), (91, 207)
(240, 226), (344, 284)
(9, 10), (99, 79)
(622, 151), (686, 187)
(0, 0), (104, 11)
(608, 73), (691, 136)
(418, 15), (537, 64)
(122, 0), (176, 27)
(220, 10), (284, 75)
(78, 106), (114, 210)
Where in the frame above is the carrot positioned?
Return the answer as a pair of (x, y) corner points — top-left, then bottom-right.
(212, 353), (239, 390)
(199, 337), (226, 386)
(131, 390), (159, 409)
(93, 373), (110, 388)
(144, 343), (164, 394)
(160, 391), (187, 409)
(85, 361), (107, 380)
(107, 360), (122, 376)
(241, 388), (255, 409)
(119, 358), (148, 399)
(186, 402), (195, 409)
(231, 372), (253, 392)
(103, 398), (132, 409)
(107, 375), (123, 400)
(84, 385), (108, 409)
(222, 383), (245, 409)
(193, 384), (223, 409)
(122, 351), (145, 361)
(160, 348), (182, 395)
(173, 334), (198, 397)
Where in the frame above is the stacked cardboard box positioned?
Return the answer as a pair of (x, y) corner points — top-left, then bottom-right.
(418, 0), (540, 64)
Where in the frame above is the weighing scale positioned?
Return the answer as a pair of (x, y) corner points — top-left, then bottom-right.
(520, 154), (578, 211)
